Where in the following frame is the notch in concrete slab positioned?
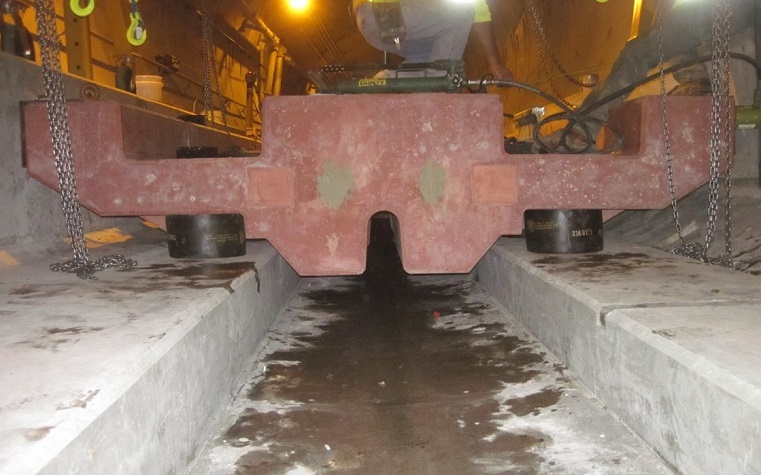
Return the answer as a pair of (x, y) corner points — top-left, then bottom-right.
(366, 212), (405, 276)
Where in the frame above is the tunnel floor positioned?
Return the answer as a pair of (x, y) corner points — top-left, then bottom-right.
(192, 216), (670, 474)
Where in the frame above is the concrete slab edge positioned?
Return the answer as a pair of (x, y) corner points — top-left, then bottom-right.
(36, 246), (300, 475)
(474, 238), (761, 475)
(603, 309), (761, 474)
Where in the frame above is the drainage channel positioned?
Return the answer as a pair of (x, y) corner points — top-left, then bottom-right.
(190, 216), (671, 474)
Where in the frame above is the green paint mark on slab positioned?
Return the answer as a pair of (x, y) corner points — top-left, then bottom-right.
(317, 162), (354, 209)
(419, 159), (446, 204)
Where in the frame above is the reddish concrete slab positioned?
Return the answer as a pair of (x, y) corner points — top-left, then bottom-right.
(23, 94), (714, 276)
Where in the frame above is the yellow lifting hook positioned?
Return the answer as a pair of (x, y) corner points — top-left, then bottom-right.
(127, 0), (147, 46)
(70, 0), (94, 17)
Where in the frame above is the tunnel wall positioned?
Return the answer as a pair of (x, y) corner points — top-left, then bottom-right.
(0, 54), (122, 247)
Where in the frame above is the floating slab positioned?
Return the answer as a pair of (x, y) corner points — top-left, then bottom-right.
(24, 95), (714, 275)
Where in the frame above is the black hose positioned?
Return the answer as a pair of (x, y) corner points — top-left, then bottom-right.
(579, 52), (761, 117)
(481, 52), (761, 154)
(468, 77), (598, 152)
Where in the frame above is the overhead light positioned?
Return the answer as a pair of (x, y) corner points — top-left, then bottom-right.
(287, 0), (309, 13)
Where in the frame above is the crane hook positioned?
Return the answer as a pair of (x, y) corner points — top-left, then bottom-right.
(127, 0), (146, 46)
(69, 0), (94, 17)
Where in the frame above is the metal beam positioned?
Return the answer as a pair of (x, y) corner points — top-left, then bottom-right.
(177, 0), (265, 70)
(63, 6), (92, 78)
(211, 17), (261, 70)
(100, 1), (133, 58)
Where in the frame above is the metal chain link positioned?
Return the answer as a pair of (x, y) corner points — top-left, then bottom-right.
(701, 0), (724, 257)
(525, 0), (589, 109)
(656, 2), (687, 250)
(201, 0), (214, 118)
(201, 0), (231, 132)
(34, 0), (136, 279)
(657, 0), (737, 269)
(718, 0), (736, 267)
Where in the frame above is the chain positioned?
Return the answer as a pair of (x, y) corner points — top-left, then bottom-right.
(34, 0), (136, 279)
(525, 0), (588, 108)
(201, 0), (214, 119)
(657, 2), (687, 250)
(526, 0), (572, 107)
(200, 1), (231, 132)
(703, 0), (724, 258)
(658, 0), (736, 269)
(718, 0), (735, 267)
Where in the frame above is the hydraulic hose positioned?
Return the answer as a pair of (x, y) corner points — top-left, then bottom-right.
(465, 78), (599, 152)
(479, 52), (761, 154)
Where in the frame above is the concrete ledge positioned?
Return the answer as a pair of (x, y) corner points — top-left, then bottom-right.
(474, 237), (761, 475)
(0, 236), (299, 474)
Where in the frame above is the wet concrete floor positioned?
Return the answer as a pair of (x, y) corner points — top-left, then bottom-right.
(192, 216), (671, 474)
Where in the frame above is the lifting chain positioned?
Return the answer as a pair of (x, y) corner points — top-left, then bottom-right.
(34, 0), (136, 279)
(200, 0), (230, 132)
(525, 0), (588, 109)
(201, 0), (213, 120)
(657, 0), (738, 269)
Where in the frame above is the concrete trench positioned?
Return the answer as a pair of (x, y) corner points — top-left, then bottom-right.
(190, 216), (670, 474)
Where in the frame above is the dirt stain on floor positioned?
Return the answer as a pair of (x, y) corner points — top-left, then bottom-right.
(529, 252), (688, 283)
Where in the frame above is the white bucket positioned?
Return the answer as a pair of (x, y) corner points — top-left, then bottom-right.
(135, 75), (164, 102)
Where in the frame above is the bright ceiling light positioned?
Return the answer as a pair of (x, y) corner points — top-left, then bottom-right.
(287, 0), (309, 13)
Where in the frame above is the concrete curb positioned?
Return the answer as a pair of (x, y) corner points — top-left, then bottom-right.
(0, 241), (299, 474)
(474, 237), (761, 475)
